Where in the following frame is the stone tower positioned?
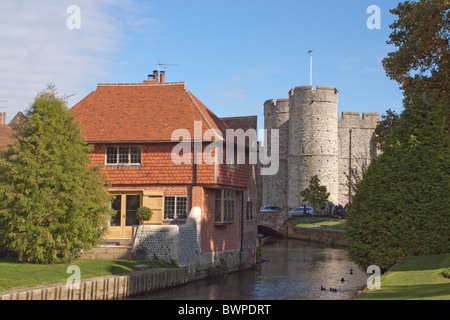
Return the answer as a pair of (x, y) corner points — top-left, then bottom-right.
(287, 86), (339, 207)
(261, 84), (380, 213)
(262, 99), (289, 208)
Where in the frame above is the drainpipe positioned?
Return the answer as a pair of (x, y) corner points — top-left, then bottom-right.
(240, 191), (244, 253)
(348, 128), (355, 205)
(190, 142), (198, 211)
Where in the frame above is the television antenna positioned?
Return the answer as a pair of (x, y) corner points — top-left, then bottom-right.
(308, 50), (313, 87)
(156, 61), (178, 71)
(63, 94), (76, 100)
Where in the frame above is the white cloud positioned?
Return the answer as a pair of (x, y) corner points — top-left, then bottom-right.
(0, 0), (157, 122)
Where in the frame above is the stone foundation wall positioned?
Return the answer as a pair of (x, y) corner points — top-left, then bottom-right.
(287, 222), (347, 246)
(0, 267), (191, 300)
(0, 249), (256, 300)
(132, 207), (201, 266)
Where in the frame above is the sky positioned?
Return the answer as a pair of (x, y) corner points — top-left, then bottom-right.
(0, 0), (406, 137)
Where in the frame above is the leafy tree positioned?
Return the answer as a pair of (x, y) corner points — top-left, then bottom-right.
(382, 0), (449, 129)
(374, 108), (400, 150)
(0, 85), (114, 264)
(382, 0), (449, 96)
(300, 175), (330, 214)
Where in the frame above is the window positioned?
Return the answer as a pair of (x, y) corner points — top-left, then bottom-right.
(214, 189), (235, 223)
(164, 196), (188, 220)
(106, 146), (141, 165)
(227, 144), (239, 170)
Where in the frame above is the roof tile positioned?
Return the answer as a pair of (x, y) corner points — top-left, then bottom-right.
(71, 81), (230, 142)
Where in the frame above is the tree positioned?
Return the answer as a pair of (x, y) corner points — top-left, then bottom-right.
(346, 87), (449, 272)
(382, 0), (449, 129)
(300, 175), (330, 214)
(374, 108), (400, 150)
(382, 0), (449, 97)
(0, 85), (114, 264)
(347, 0), (450, 272)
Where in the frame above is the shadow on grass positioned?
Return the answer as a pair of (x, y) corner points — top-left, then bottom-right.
(391, 254), (450, 272)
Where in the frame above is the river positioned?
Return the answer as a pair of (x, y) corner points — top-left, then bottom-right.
(138, 238), (367, 300)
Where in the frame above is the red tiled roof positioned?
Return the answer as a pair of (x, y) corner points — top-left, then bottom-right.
(71, 82), (230, 142)
(0, 125), (15, 149)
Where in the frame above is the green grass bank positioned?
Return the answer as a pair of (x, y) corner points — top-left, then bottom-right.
(0, 257), (176, 293)
(358, 253), (450, 300)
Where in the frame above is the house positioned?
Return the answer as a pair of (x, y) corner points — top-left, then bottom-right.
(0, 111), (25, 151)
(71, 71), (258, 269)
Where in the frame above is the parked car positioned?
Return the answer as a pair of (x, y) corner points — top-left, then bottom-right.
(288, 206), (313, 218)
(260, 205), (282, 212)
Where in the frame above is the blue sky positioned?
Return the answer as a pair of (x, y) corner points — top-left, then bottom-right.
(0, 0), (405, 135)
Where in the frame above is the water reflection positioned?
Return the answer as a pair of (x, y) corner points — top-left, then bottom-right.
(139, 238), (367, 300)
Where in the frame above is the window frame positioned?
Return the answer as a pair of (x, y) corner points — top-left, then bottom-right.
(214, 189), (235, 224)
(105, 145), (142, 166)
(163, 195), (188, 221)
(226, 144), (240, 170)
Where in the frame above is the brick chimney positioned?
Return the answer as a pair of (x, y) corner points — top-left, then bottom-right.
(1, 112), (5, 125)
(143, 70), (160, 84)
(160, 70), (165, 84)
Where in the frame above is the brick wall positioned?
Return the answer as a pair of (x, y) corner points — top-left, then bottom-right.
(91, 143), (254, 257)
(90, 142), (249, 188)
(200, 188), (240, 254)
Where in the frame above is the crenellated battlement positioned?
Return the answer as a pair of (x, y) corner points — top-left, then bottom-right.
(262, 84), (380, 211)
(339, 111), (380, 130)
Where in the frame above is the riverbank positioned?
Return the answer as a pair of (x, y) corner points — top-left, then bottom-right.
(287, 220), (348, 246)
(0, 249), (256, 300)
(357, 253), (450, 300)
(0, 264), (191, 300)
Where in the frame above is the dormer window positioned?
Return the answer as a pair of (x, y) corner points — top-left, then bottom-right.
(106, 146), (141, 165)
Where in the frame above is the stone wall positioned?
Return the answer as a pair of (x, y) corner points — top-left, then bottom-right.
(132, 207), (201, 266)
(287, 222), (347, 246)
(263, 99), (289, 208)
(261, 85), (380, 213)
(337, 112), (380, 206)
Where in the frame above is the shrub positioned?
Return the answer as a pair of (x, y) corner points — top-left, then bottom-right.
(136, 207), (152, 223)
(0, 85), (114, 264)
(346, 90), (449, 272)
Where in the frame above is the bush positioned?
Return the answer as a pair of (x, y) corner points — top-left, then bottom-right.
(136, 207), (152, 222)
(346, 90), (450, 272)
(0, 85), (114, 264)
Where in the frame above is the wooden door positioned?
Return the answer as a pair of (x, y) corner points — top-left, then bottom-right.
(107, 194), (141, 240)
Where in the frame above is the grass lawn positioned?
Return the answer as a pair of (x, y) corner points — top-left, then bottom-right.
(291, 217), (346, 231)
(0, 257), (177, 293)
(358, 253), (450, 300)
